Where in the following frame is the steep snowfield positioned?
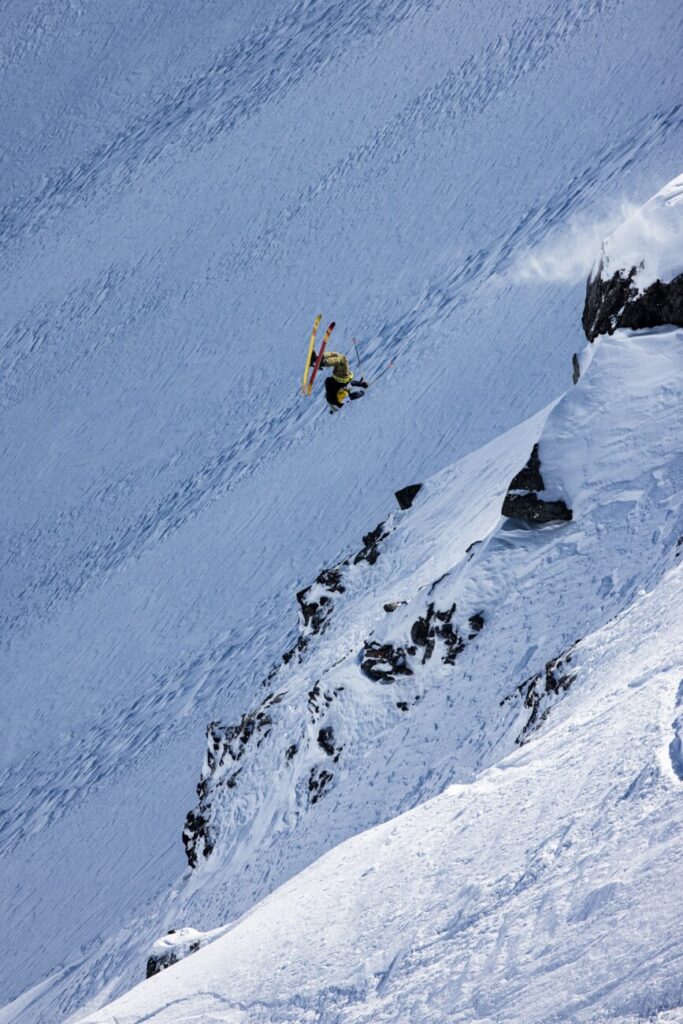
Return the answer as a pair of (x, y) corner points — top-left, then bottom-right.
(150, 322), (683, 960)
(80, 558), (683, 1023)
(14, 309), (678, 1024)
(2, 0), (683, 1020)
(158, 324), (682, 944)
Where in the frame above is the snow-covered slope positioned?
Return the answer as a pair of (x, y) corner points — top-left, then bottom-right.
(2, 1), (682, 1021)
(168, 323), (683, 940)
(79, 559), (683, 1023)
(69, 167), (683, 1023)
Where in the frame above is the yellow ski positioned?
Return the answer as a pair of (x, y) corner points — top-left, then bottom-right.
(306, 321), (335, 395)
(302, 315), (322, 394)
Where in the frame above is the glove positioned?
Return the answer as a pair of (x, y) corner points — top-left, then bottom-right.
(357, 379), (369, 389)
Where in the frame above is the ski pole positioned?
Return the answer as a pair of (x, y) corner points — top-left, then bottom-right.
(368, 359), (394, 386)
(353, 337), (364, 377)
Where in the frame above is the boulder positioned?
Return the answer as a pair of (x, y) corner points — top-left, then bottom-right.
(501, 444), (572, 524)
(502, 492), (572, 523)
(394, 483), (423, 510)
(361, 641), (414, 682)
(146, 928), (204, 979)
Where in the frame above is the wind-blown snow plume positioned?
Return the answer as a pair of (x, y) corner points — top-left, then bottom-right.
(512, 202), (639, 283)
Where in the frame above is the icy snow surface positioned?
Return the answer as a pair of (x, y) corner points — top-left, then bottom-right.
(1, 0), (682, 1021)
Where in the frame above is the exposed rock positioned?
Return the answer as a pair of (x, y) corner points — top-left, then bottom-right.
(410, 604), (436, 661)
(502, 492), (572, 523)
(182, 692), (285, 868)
(294, 522), (391, 649)
(361, 641), (415, 682)
(365, 599), (478, 681)
(582, 263), (683, 341)
(353, 521), (390, 566)
(308, 766), (333, 805)
(467, 612), (485, 638)
(512, 645), (579, 743)
(507, 443), (544, 492)
(317, 724), (335, 757)
(409, 602), (466, 664)
(501, 444), (572, 524)
(395, 483), (423, 510)
(182, 810), (212, 869)
(146, 929), (204, 979)
(281, 644), (298, 665)
(297, 566), (346, 637)
(317, 725), (338, 758)
(572, 353), (581, 384)
(307, 681), (344, 720)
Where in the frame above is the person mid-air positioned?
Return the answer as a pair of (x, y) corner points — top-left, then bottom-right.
(311, 349), (368, 410)
(302, 317), (368, 411)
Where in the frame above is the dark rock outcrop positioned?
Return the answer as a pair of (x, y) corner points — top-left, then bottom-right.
(316, 725), (342, 761)
(410, 602), (466, 665)
(467, 612), (485, 638)
(507, 444), (544, 492)
(572, 353), (581, 385)
(182, 692), (285, 867)
(308, 766), (333, 804)
(307, 681), (344, 720)
(294, 522), (390, 647)
(353, 521), (390, 566)
(296, 567), (346, 637)
(361, 641), (415, 682)
(502, 492), (572, 523)
(362, 600), (485, 682)
(509, 645), (579, 743)
(501, 444), (572, 524)
(582, 262), (683, 341)
(395, 483), (423, 510)
(147, 949), (183, 979)
(182, 810), (213, 868)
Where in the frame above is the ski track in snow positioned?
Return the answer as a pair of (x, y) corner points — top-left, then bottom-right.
(2, 0), (683, 1019)
(0, 0), (441, 255)
(2, 102), (680, 644)
(216, 0), (629, 276)
(0, 613), (285, 856)
(2, 0), (673, 416)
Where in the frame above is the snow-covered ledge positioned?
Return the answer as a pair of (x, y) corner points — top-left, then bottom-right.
(583, 173), (683, 340)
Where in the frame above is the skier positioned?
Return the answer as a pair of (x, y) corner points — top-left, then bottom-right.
(310, 349), (369, 410)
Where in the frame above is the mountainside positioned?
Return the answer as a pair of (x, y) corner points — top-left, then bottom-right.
(72, 173), (683, 1022)
(78, 562), (683, 1023)
(1, 1), (682, 1022)
(174, 321), (683, 934)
